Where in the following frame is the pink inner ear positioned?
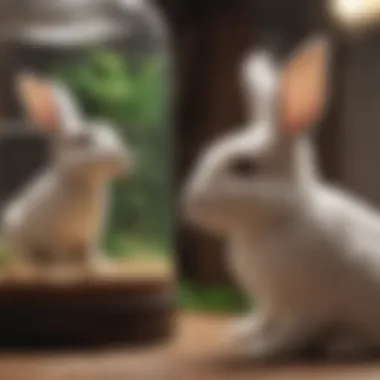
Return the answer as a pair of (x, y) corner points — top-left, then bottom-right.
(280, 39), (328, 135)
(282, 86), (325, 135)
(33, 84), (60, 132)
(18, 75), (61, 132)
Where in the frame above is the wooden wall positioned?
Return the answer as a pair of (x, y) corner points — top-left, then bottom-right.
(164, 0), (254, 284)
(338, 31), (380, 207)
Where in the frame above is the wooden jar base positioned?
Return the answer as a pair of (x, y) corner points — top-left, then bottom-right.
(0, 261), (175, 350)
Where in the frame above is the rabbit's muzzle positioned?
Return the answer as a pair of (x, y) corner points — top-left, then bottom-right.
(92, 148), (133, 180)
(182, 183), (218, 226)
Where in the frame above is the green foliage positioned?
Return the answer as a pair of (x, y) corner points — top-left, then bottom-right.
(104, 233), (169, 260)
(52, 50), (172, 257)
(179, 280), (251, 314)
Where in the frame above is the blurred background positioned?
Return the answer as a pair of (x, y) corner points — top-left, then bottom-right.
(0, 0), (380, 378)
(1, 0), (380, 315)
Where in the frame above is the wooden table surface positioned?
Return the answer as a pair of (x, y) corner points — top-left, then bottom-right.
(1, 313), (380, 380)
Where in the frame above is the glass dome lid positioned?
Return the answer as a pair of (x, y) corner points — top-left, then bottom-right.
(0, 0), (163, 48)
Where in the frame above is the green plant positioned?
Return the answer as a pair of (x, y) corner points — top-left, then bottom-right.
(179, 280), (251, 314)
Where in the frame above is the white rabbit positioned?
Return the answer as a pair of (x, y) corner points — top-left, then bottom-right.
(1, 74), (132, 273)
(183, 36), (380, 361)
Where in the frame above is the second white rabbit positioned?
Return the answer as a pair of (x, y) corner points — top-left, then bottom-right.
(2, 74), (132, 272)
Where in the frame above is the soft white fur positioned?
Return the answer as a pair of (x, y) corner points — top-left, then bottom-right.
(183, 37), (380, 360)
(2, 77), (131, 271)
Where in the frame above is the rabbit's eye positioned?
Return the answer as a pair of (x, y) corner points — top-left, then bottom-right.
(230, 157), (258, 177)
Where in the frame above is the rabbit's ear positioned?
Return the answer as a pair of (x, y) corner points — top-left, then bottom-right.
(51, 81), (85, 134)
(16, 73), (84, 134)
(242, 50), (278, 123)
(278, 37), (330, 135)
(16, 73), (61, 132)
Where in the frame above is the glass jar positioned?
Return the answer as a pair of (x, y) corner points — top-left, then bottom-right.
(0, 0), (173, 348)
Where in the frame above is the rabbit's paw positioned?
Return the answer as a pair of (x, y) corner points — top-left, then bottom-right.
(242, 333), (297, 363)
(244, 339), (297, 363)
(239, 318), (315, 362)
(228, 314), (268, 346)
(81, 255), (115, 278)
